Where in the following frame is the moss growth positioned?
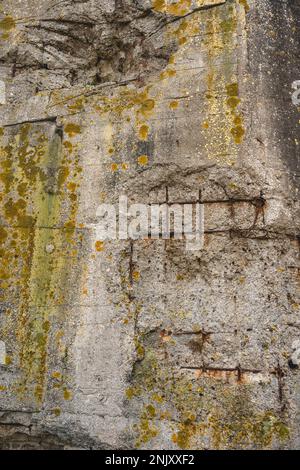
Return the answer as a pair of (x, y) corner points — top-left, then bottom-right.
(127, 343), (290, 449)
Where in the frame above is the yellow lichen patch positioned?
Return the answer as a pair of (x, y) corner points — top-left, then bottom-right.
(67, 182), (77, 192)
(139, 124), (149, 141)
(230, 124), (245, 144)
(226, 82), (240, 106)
(226, 83), (245, 144)
(201, 1), (245, 163)
(172, 415), (203, 449)
(126, 386), (141, 400)
(165, 5), (200, 50)
(95, 240), (104, 252)
(94, 86), (156, 124)
(0, 385), (7, 392)
(0, 226), (8, 243)
(68, 97), (85, 113)
(63, 141), (73, 153)
(64, 123), (81, 138)
(238, 0), (250, 12)
(208, 410), (289, 450)
(176, 273), (185, 281)
(0, 121), (82, 404)
(0, 16), (16, 32)
(137, 155), (149, 166)
(169, 54), (175, 65)
(52, 371), (62, 380)
(139, 98), (155, 118)
(121, 162), (129, 171)
(160, 69), (176, 80)
(169, 100), (179, 110)
(111, 162), (118, 172)
(132, 271), (140, 281)
(135, 404), (159, 448)
(152, 0), (165, 11)
(63, 388), (72, 400)
(151, 393), (164, 403)
(5, 355), (11, 365)
(152, 0), (192, 16)
(128, 344), (290, 449)
(52, 408), (61, 417)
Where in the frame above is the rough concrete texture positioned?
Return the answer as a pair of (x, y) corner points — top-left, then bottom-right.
(0, 0), (299, 450)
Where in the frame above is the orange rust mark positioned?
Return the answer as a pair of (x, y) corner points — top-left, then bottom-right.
(160, 329), (172, 342)
(191, 366), (265, 385)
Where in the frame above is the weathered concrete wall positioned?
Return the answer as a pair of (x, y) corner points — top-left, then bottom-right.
(0, 0), (299, 449)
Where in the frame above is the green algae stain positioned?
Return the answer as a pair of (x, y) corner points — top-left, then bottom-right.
(209, 408), (290, 450)
(127, 341), (290, 449)
(220, 17), (237, 34)
(0, 123), (82, 404)
(127, 345), (205, 448)
(201, 1), (245, 163)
